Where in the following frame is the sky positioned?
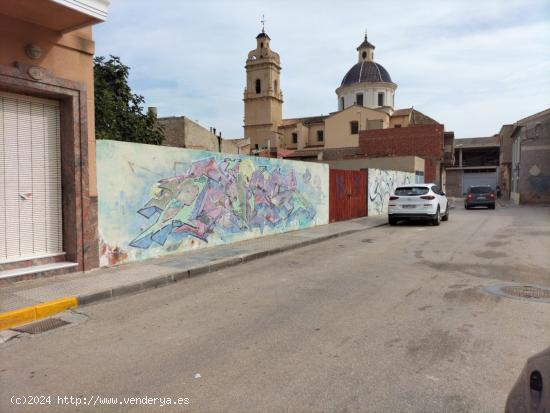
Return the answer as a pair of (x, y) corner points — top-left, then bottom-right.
(94, 0), (550, 139)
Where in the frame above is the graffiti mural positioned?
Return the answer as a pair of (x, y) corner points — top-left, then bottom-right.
(96, 140), (329, 266)
(367, 169), (415, 216)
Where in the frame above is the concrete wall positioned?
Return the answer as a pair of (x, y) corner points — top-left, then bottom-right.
(360, 124), (444, 184)
(158, 116), (219, 152)
(511, 110), (550, 204)
(367, 168), (415, 216)
(325, 156), (424, 174)
(97, 140), (329, 266)
(220, 138), (250, 155)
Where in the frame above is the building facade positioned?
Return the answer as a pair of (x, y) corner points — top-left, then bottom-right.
(158, 115), (250, 155)
(0, 0), (110, 281)
(445, 136), (500, 197)
(242, 30), (454, 185)
(510, 108), (550, 204)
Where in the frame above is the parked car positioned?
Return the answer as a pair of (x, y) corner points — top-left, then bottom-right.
(388, 183), (449, 226)
(505, 347), (549, 412)
(465, 186), (496, 209)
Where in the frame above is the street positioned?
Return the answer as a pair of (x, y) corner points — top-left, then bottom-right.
(1, 204), (549, 412)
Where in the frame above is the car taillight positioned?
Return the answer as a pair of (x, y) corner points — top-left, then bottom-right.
(489, 193), (495, 198)
(420, 195), (435, 200)
(389, 196), (399, 200)
(467, 193), (473, 199)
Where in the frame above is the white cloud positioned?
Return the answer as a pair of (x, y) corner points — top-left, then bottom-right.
(95, 0), (550, 138)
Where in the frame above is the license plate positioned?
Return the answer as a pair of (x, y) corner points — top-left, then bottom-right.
(402, 205), (416, 209)
(476, 196), (486, 200)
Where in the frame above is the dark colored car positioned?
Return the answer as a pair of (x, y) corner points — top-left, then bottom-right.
(465, 186), (496, 209)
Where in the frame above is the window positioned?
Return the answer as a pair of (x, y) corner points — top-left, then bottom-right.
(340, 97), (345, 110)
(292, 133), (298, 144)
(377, 92), (384, 106)
(395, 187), (429, 196)
(394, 124), (401, 128)
(255, 79), (261, 94)
(274, 80), (278, 92)
(350, 121), (359, 135)
(356, 93), (364, 106)
(362, 51), (367, 59)
(317, 130), (324, 142)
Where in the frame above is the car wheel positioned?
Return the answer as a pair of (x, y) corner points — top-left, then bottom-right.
(442, 205), (449, 221)
(489, 204), (495, 210)
(389, 218), (397, 226)
(464, 204), (469, 209)
(432, 206), (441, 226)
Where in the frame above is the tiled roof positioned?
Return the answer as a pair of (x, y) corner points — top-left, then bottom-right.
(341, 61), (393, 86)
(454, 136), (499, 148)
(280, 115), (329, 127)
(391, 108), (413, 117)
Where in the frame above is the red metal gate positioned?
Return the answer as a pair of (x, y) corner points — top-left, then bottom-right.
(329, 169), (368, 223)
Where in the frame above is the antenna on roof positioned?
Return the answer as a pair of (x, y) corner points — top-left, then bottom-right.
(261, 14), (266, 33)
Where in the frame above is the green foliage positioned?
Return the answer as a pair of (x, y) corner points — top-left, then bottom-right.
(94, 55), (164, 145)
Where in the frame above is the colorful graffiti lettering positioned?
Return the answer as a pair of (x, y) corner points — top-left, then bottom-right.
(96, 140), (329, 266)
(130, 157), (317, 249)
(368, 169), (415, 215)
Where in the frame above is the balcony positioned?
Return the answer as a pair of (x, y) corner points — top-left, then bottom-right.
(0, 0), (110, 32)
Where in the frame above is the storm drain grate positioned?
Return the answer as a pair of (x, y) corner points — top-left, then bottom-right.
(485, 284), (550, 303)
(12, 318), (70, 334)
(501, 286), (550, 300)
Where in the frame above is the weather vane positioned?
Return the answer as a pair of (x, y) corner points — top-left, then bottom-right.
(364, 28), (368, 39)
(261, 14), (266, 33)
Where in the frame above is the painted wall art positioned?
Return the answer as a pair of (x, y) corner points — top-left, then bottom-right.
(367, 168), (415, 216)
(96, 140), (329, 266)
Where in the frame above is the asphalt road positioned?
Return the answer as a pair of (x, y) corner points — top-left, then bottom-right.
(1, 204), (550, 412)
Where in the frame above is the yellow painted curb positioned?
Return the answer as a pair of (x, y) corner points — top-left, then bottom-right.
(0, 297), (77, 331)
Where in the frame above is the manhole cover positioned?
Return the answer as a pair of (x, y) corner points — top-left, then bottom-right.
(12, 318), (70, 334)
(501, 286), (550, 300)
(485, 284), (550, 303)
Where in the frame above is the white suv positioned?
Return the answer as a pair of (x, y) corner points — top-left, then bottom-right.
(388, 183), (449, 226)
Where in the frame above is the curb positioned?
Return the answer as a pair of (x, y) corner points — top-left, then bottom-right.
(0, 220), (387, 331)
(0, 297), (77, 331)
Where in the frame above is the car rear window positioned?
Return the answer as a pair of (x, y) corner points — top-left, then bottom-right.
(469, 186), (493, 193)
(394, 187), (429, 196)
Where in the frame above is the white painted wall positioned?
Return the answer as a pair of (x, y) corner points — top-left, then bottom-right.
(337, 84), (395, 111)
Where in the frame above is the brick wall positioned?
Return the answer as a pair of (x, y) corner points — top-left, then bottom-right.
(359, 124), (444, 183)
(359, 124), (444, 157)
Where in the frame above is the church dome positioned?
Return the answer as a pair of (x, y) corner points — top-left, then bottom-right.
(340, 61), (393, 87)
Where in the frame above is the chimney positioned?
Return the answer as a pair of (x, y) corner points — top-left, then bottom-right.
(213, 127), (216, 135)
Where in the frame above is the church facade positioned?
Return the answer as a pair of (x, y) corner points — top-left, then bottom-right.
(243, 30), (442, 159)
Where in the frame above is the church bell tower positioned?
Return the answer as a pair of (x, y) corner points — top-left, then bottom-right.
(243, 23), (283, 152)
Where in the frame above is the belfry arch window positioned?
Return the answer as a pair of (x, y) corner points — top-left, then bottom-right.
(255, 79), (261, 94)
(274, 80), (278, 92)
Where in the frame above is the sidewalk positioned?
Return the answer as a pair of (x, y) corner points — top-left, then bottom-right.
(0, 215), (387, 331)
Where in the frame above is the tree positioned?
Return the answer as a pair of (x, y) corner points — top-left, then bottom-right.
(94, 55), (164, 145)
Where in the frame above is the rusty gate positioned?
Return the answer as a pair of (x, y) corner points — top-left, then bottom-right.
(329, 169), (368, 223)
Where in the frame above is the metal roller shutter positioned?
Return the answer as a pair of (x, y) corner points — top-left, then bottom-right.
(462, 171), (497, 193)
(0, 91), (63, 263)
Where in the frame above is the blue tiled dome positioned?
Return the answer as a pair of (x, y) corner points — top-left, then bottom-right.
(341, 61), (393, 86)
